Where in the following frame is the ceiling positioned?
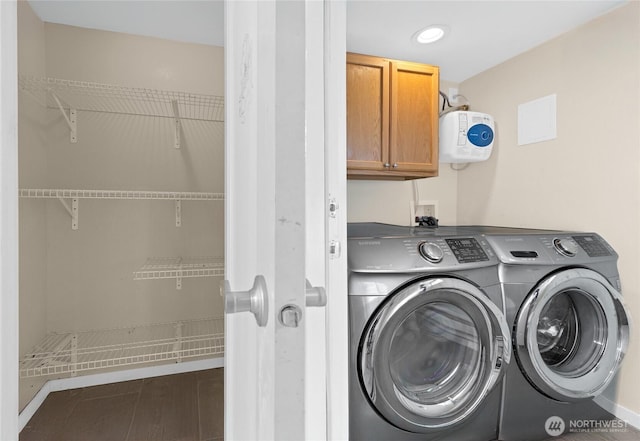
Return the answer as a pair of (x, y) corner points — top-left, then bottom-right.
(28, 0), (626, 83)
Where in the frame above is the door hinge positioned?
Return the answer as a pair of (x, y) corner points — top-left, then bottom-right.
(328, 198), (339, 218)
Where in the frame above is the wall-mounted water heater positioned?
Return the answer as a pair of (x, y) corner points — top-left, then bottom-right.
(439, 111), (495, 163)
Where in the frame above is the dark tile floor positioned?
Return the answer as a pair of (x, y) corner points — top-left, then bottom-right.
(20, 367), (639, 441)
(20, 368), (223, 441)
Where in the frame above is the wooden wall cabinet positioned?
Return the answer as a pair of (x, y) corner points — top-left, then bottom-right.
(347, 53), (439, 180)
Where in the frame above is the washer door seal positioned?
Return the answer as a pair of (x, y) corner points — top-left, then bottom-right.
(514, 268), (631, 402)
(359, 277), (510, 433)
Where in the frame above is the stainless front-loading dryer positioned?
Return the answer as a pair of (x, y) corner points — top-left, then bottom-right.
(348, 223), (511, 441)
(473, 227), (631, 441)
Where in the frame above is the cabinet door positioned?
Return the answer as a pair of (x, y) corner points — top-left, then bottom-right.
(389, 61), (439, 174)
(346, 53), (389, 171)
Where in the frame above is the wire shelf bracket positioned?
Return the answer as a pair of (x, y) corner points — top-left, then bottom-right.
(56, 196), (79, 230)
(172, 99), (181, 149)
(51, 92), (77, 143)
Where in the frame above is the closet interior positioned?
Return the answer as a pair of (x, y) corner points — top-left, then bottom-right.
(18, 3), (225, 413)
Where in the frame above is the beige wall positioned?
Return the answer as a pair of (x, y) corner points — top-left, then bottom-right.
(44, 23), (224, 96)
(39, 23), (225, 331)
(347, 79), (459, 226)
(458, 2), (640, 413)
(18, 10), (224, 407)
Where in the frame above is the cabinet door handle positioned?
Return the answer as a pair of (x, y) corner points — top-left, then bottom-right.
(392, 163), (398, 168)
(384, 163), (390, 168)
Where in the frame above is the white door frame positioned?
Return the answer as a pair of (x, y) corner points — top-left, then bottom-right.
(0, 1), (20, 440)
(305, 1), (349, 439)
(322, 1), (349, 439)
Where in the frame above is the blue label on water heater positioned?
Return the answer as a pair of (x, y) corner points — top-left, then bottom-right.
(467, 124), (494, 147)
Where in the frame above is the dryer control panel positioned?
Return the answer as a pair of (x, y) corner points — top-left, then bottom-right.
(572, 235), (613, 257)
(484, 233), (617, 265)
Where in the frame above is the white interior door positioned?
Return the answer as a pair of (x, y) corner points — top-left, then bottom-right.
(224, 1), (279, 437)
(224, 1), (342, 439)
(0, 1), (19, 440)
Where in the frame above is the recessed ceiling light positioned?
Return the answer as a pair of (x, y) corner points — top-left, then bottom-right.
(415, 25), (448, 44)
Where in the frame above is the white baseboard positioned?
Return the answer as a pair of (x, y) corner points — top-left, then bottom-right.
(595, 394), (640, 430)
(18, 357), (224, 433)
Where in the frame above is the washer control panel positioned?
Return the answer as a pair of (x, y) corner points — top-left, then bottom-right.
(418, 242), (444, 263)
(348, 234), (497, 272)
(417, 237), (490, 264)
(445, 238), (490, 263)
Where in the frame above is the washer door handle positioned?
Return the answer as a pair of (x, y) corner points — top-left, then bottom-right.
(494, 337), (506, 370)
(482, 299), (512, 392)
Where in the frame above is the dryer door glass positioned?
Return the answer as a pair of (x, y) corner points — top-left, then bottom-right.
(359, 277), (510, 433)
(537, 290), (606, 376)
(515, 268), (630, 401)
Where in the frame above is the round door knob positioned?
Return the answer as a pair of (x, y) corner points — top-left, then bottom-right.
(419, 242), (444, 263)
(553, 238), (578, 257)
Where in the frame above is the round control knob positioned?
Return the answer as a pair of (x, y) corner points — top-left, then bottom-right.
(553, 238), (578, 257)
(419, 242), (444, 263)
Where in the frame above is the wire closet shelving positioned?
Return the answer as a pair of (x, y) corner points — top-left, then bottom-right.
(19, 189), (224, 200)
(134, 257), (225, 290)
(19, 189), (224, 230)
(18, 77), (226, 381)
(19, 76), (225, 122)
(20, 317), (224, 379)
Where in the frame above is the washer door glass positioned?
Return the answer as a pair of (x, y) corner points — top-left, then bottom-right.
(359, 277), (510, 433)
(389, 302), (482, 414)
(515, 268), (630, 401)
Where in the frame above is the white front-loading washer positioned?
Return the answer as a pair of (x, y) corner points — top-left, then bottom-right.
(471, 226), (631, 441)
(348, 223), (511, 441)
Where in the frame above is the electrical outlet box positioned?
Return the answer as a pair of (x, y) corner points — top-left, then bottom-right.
(409, 200), (438, 225)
